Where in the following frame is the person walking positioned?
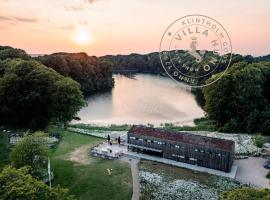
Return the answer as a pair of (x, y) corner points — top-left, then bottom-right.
(107, 134), (110, 143)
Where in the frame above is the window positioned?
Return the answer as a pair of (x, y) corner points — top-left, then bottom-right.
(155, 141), (164, 145)
(172, 154), (184, 158)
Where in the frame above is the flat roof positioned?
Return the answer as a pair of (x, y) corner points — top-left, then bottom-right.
(128, 125), (234, 151)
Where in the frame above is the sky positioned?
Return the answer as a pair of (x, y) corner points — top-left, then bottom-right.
(0, 0), (269, 56)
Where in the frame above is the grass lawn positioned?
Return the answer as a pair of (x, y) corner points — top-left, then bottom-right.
(0, 132), (10, 169)
(50, 129), (132, 200)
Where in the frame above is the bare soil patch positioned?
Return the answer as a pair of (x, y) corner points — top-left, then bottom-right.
(66, 144), (93, 164)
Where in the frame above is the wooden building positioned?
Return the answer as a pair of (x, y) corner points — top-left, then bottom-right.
(127, 125), (235, 172)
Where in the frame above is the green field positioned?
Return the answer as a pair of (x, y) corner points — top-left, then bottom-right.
(50, 129), (132, 200)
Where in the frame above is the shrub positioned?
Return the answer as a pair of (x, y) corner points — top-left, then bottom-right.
(253, 134), (265, 148)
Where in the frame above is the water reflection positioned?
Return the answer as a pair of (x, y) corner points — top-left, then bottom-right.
(75, 74), (204, 126)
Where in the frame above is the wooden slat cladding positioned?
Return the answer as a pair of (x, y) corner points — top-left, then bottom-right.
(127, 125), (235, 172)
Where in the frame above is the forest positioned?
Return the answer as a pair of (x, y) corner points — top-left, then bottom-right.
(0, 46), (114, 129)
(37, 52), (114, 95)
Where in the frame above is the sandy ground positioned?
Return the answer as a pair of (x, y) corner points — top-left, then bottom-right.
(66, 145), (93, 165)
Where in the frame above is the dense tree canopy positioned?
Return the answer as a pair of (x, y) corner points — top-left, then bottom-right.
(0, 46), (30, 60)
(37, 52), (114, 95)
(0, 166), (75, 200)
(0, 58), (85, 129)
(218, 187), (270, 200)
(101, 52), (254, 75)
(203, 62), (270, 133)
(10, 132), (49, 179)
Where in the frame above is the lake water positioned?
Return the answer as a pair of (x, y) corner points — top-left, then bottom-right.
(76, 74), (204, 126)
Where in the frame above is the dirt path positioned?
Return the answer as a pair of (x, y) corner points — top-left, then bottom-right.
(121, 157), (140, 200)
(66, 145), (92, 165)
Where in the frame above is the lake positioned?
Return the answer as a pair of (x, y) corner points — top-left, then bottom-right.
(75, 74), (204, 126)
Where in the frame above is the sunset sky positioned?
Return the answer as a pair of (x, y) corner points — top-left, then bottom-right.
(0, 0), (269, 56)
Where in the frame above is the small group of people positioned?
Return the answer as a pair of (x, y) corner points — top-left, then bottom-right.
(107, 134), (121, 145)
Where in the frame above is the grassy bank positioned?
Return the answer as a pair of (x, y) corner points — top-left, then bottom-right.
(50, 129), (132, 200)
(68, 117), (217, 132)
(68, 124), (130, 131)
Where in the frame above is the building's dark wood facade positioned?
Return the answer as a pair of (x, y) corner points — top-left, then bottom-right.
(127, 125), (235, 172)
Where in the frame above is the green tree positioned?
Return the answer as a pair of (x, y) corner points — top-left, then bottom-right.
(218, 187), (270, 200)
(0, 46), (30, 60)
(37, 52), (114, 95)
(10, 132), (49, 179)
(0, 58), (85, 129)
(0, 166), (75, 200)
(203, 62), (270, 133)
(253, 134), (266, 148)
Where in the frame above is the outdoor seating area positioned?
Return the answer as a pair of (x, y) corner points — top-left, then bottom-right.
(91, 142), (127, 159)
(91, 132), (128, 160)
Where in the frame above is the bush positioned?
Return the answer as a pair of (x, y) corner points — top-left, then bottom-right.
(218, 187), (270, 200)
(0, 166), (75, 200)
(253, 134), (265, 148)
(266, 171), (270, 179)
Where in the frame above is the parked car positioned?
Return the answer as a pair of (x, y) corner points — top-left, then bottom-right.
(261, 143), (270, 159)
(263, 160), (270, 169)
(263, 143), (270, 148)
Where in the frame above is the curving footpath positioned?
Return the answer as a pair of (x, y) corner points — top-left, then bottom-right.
(121, 157), (140, 200)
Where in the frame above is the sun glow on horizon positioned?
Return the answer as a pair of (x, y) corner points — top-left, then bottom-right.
(73, 29), (93, 46)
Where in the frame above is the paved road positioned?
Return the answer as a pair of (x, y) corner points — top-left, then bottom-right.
(121, 157), (140, 200)
(235, 157), (269, 188)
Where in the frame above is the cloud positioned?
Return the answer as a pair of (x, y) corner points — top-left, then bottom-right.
(85, 0), (100, 4)
(64, 5), (85, 12)
(58, 24), (75, 31)
(13, 17), (38, 23)
(79, 20), (88, 25)
(87, 0), (98, 4)
(0, 16), (10, 21)
(0, 15), (38, 23)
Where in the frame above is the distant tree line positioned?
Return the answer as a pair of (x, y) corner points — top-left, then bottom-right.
(100, 52), (163, 74)
(37, 52), (114, 95)
(101, 52), (256, 75)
